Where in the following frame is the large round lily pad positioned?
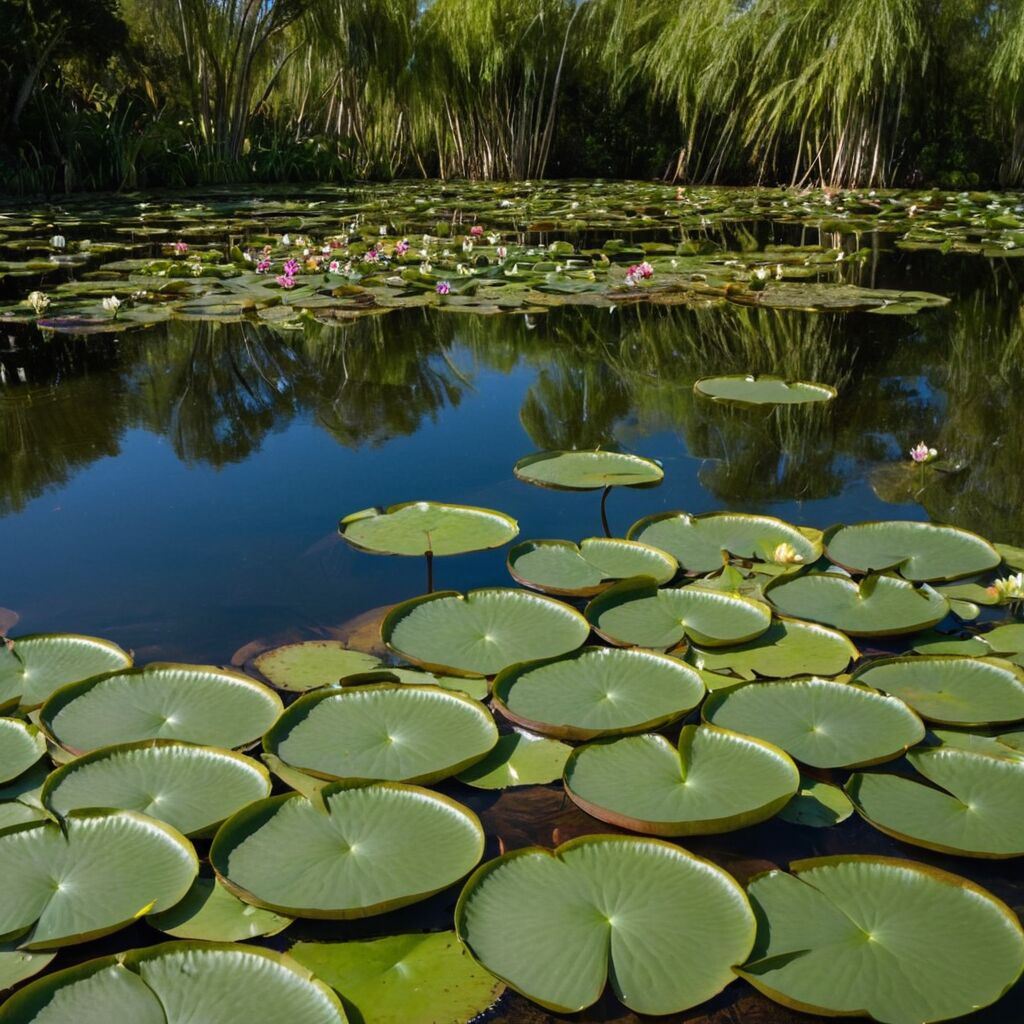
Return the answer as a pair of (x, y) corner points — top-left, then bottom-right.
(263, 683), (497, 784)
(382, 589), (590, 677)
(290, 932), (504, 1024)
(339, 501), (518, 556)
(507, 538), (677, 596)
(0, 634), (132, 710)
(455, 732), (572, 789)
(455, 834), (755, 1014)
(825, 521), (1000, 582)
(211, 781), (484, 918)
(513, 450), (664, 490)
(850, 655), (1024, 725)
(0, 809), (197, 949)
(0, 942), (347, 1023)
(146, 875), (292, 941)
(694, 375), (836, 406)
(492, 646), (704, 740)
(0, 718), (46, 783)
(40, 663), (283, 754)
(627, 511), (821, 573)
(847, 746), (1024, 857)
(563, 725), (799, 835)
(737, 855), (1024, 1023)
(704, 678), (924, 768)
(585, 577), (772, 649)
(41, 741), (272, 836)
(253, 641), (382, 692)
(764, 573), (949, 636)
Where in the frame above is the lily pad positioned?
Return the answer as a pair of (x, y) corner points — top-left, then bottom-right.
(694, 375), (836, 406)
(981, 622), (1024, 655)
(455, 834), (755, 1014)
(931, 727), (1024, 761)
(563, 725), (799, 835)
(738, 855), (1024, 1024)
(211, 781), (484, 918)
(0, 719), (46, 783)
(253, 641), (382, 692)
(381, 589), (590, 677)
(507, 538), (677, 596)
(0, 946), (55, 994)
(339, 501), (518, 556)
(491, 646), (704, 740)
(704, 678), (924, 767)
(825, 521), (1000, 582)
(263, 684), (497, 784)
(513, 450), (663, 490)
(147, 875), (293, 941)
(41, 741), (271, 836)
(455, 731), (571, 789)
(778, 777), (854, 827)
(585, 577), (772, 649)
(40, 663), (283, 754)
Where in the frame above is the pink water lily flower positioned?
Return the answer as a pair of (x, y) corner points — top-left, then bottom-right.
(283, 258), (301, 276)
(276, 274), (296, 289)
(436, 281), (451, 295)
(256, 259), (271, 273)
(328, 260), (341, 273)
(395, 239), (410, 256)
(470, 225), (484, 237)
(173, 241), (189, 255)
(909, 442), (938, 463)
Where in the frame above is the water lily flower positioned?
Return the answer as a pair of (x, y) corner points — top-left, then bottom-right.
(571, 201), (579, 209)
(395, 239), (410, 256)
(363, 248), (380, 264)
(322, 245), (332, 256)
(303, 248), (311, 257)
(275, 274), (296, 289)
(462, 239), (474, 254)
(420, 260), (432, 274)
(499, 199), (512, 208)
(25, 291), (50, 315)
(988, 573), (1024, 602)
(50, 235), (66, 249)
(328, 260), (341, 273)
(101, 295), (121, 317)
(256, 259), (272, 273)
(776, 264), (785, 280)
(283, 259), (301, 276)
(496, 246), (507, 263)
(456, 263), (469, 275)
(753, 267), (770, 281)
(281, 234), (291, 246)
(487, 234), (500, 245)
(378, 225), (388, 237)
(190, 262), (203, 277)
(909, 443), (938, 463)
(505, 263), (519, 276)
(470, 225), (484, 237)
(173, 241), (189, 255)
(436, 281), (451, 295)
(772, 542), (804, 565)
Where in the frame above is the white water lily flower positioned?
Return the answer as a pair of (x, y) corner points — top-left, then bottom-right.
(772, 542), (804, 565)
(419, 260), (432, 274)
(989, 573), (1024, 603)
(25, 291), (50, 315)
(101, 295), (121, 315)
(462, 239), (473, 254)
(487, 234), (500, 245)
(499, 199), (512, 208)
(753, 267), (770, 281)
(281, 234), (291, 246)
(50, 234), (66, 249)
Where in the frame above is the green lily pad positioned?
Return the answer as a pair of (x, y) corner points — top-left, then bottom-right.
(455, 731), (571, 789)
(455, 834), (755, 1014)
(585, 577), (772, 649)
(507, 538), (677, 596)
(0, 634), (132, 710)
(0, 809), (197, 949)
(253, 641), (382, 692)
(764, 573), (949, 636)
(628, 511), (821, 573)
(777, 777), (854, 827)
(0, 719), (45, 783)
(995, 542), (1024, 571)
(211, 781), (483, 918)
(563, 725), (799, 835)
(847, 746), (1024, 857)
(851, 655), (1024, 725)
(911, 631), (991, 656)
(931, 727), (1024, 761)
(381, 588), (590, 677)
(982, 623), (1024, 654)
(738, 855), (1024, 1024)
(491, 646), (703, 740)
(263, 683), (497, 784)
(338, 501), (518, 556)
(41, 663), (283, 754)
(0, 946), (55, 994)
(147, 875), (293, 940)
(0, 942), (346, 1022)
(694, 375), (836, 405)
(825, 521), (1000, 582)
(0, 801), (49, 830)
(513, 450), (663, 490)
(41, 741), (271, 836)
(704, 678), (924, 767)
(289, 932), (504, 1024)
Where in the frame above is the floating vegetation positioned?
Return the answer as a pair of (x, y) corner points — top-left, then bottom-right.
(694, 374), (837, 406)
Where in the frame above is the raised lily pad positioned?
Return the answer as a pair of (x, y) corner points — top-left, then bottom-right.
(339, 501), (518, 556)
(382, 589), (590, 677)
(211, 781), (484, 918)
(147, 875), (293, 941)
(253, 641), (381, 691)
(41, 741), (272, 836)
(825, 521), (1001, 582)
(507, 537), (677, 596)
(455, 732), (572, 789)
(931, 727), (1024, 761)
(694, 375), (836, 405)
(0, 718), (46, 783)
(563, 725), (799, 835)
(455, 834), (755, 1014)
(585, 577), (772, 649)
(263, 683), (497, 784)
(513, 450), (663, 490)
(491, 646), (704, 740)
(738, 856), (1024, 1023)
(704, 678), (924, 767)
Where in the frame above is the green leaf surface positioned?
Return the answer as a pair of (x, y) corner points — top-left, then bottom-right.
(777, 777), (853, 827)
(146, 875), (292, 941)
(0, 719), (46, 783)
(455, 731), (571, 789)
(694, 375), (836, 405)
(253, 642), (382, 692)
(513, 450), (663, 490)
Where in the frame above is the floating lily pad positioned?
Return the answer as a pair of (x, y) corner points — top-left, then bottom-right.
(982, 622), (1024, 655)
(911, 631), (991, 656)
(0, 946), (55, 994)
(764, 573), (949, 636)
(491, 646), (703, 740)
(694, 375), (836, 406)
(0, 801), (49, 830)
(455, 731), (571, 789)
(263, 684), (497, 784)
(339, 501), (518, 556)
(704, 678), (924, 767)
(253, 641), (381, 692)
(563, 725), (799, 835)
(507, 538), (677, 596)
(381, 589), (590, 677)
(41, 663), (283, 754)
(932, 727), (1024, 761)
(628, 511), (821, 573)
(0, 634), (132, 710)
(777, 777), (854, 827)
(455, 834), (755, 1015)
(513, 450), (663, 490)
(585, 577), (772, 649)
(0, 809), (197, 949)
(41, 741), (271, 836)
(738, 856), (1024, 1024)
(825, 521), (1000, 582)
(211, 781), (484, 918)
(851, 655), (1024, 725)
(0, 719), (45, 783)
(289, 932), (504, 1024)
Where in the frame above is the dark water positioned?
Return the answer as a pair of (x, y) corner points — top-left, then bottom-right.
(2, 218), (1023, 1021)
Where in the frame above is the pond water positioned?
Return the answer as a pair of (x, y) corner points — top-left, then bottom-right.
(1, 185), (1023, 1022)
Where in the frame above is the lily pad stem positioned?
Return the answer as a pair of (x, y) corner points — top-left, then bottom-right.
(425, 549), (434, 593)
(600, 486), (612, 538)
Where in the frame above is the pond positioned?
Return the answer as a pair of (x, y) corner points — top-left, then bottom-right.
(1, 183), (1023, 1022)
